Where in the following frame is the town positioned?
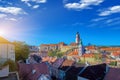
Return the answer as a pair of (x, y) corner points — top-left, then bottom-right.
(0, 32), (120, 80)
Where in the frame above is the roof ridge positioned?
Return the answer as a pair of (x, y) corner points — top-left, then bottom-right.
(0, 36), (10, 43)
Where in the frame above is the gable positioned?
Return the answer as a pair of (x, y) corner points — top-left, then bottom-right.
(0, 36), (11, 44)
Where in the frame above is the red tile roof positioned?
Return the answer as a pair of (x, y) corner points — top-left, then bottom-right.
(68, 50), (78, 56)
(18, 63), (49, 80)
(70, 42), (78, 46)
(59, 42), (66, 46)
(86, 46), (96, 50)
(40, 44), (58, 46)
(104, 68), (120, 80)
(52, 58), (64, 68)
(79, 63), (107, 80)
(100, 47), (120, 51)
(82, 53), (95, 58)
(42, 57), (57, 63)
(67, 49), (96, 58)
(59, 60), (75, 71)
(60, 60), (75, 67)
(111, 52), (120, 56)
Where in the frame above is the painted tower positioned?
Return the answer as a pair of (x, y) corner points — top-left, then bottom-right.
(75, 32), (84, 56)
(78, 39), (84, 56)
(76, 32), (80, 44)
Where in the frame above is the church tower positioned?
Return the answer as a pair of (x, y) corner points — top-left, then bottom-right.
(78, 39), (84, 56)
(75, 32), (84, 56)
(76, 32), (80, 44)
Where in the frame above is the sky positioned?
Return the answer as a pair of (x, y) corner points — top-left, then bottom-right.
(0, 0), (120, 46)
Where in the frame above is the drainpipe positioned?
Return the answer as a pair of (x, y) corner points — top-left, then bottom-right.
(7, 44), (8, 61)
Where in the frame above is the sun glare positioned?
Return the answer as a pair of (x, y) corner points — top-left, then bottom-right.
(0, 30), (5, 36)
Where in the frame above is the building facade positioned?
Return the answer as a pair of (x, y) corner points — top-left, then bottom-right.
(0, 36), (15, 63)
(40, 32), (84, 56)
(29, 46), (39, 53)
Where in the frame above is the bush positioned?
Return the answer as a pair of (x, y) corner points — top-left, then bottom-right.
(3, 59), (17, 72)
(109, 61), (117, 66)
(48, 50), (64, 58)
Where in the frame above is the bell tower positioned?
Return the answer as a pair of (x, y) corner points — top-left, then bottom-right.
(76, 32), (80, 44)
(75, 32), (84, 56)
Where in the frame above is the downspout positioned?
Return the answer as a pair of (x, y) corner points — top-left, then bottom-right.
(6, 44), (8, 61)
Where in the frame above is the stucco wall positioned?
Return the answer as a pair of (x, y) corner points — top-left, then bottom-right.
(0, 44), (15, 62)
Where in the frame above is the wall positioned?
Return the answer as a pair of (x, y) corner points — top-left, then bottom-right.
(0, 43), (15, 62)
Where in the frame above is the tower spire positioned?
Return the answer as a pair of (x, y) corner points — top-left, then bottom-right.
(76, 32), (80, 44)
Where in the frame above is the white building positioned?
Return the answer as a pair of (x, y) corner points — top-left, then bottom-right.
(29, 46), (39, 53)
(0, 65), (9, 77)
(0, 36), (15, 63)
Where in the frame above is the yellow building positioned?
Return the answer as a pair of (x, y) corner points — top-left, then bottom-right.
(40, 32), (82, 53)
(0, 36), (15, 63)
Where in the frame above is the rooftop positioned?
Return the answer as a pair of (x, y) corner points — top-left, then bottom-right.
(0, 36), (11, 44)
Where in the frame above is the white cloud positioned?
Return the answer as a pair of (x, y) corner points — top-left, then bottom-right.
(25, 2), (32, 7)
(108, 21), (120, 26)
(0, 0), (13, 5)
(21, 0), (31, 7)
(91, 17), (106, 22)
(21, 0), (29, 2)
(5, 18), (17, 21)
(0, 7), (27, 15)
(0, 14), (18, 22)
(0, 14), (7, 18)
(106, 17), (120, 23)
(32, 0), (46, 3)
(33, 5), (40, 9)
(7, 2), (13, 5)
(21, 0), (46, 7)
(65, 0), (104, 10)
(99, 5), (120, 16)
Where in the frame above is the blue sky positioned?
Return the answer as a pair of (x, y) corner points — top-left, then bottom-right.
(0, 0), (120, 46)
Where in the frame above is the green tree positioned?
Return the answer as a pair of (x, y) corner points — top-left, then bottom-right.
(48, 50), (64, 58)
(13, 41), (30, 61)
(48, 50), (55, 57)
(94, 53), (102, 62)
(3, 59), (17, 72)
(109, 61), (117, 66)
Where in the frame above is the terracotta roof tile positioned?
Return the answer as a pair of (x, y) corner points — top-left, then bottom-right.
(59, 60), (75, 71)
(41, 44), (58, 46)
(100, 47), (120, 51)
(79, 63), (107, 80)
(68, 50), (78, 56)
(112, 52), (120, 56)
(52, 58), (64, 68)
(86, 46), (96, 50)
(18, 63), (49, 80)
(82, 53), (94, 58)
(70, 42), (78, 46)
(104, 68), (120, 80)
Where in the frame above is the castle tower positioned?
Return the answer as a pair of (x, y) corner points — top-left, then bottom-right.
(75, 32), (84, 56)
(78, 39), (84, 56)
(76, 32), (80, 44)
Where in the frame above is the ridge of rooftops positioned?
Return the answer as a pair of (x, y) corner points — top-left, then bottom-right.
(2, 54), (120, 80)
